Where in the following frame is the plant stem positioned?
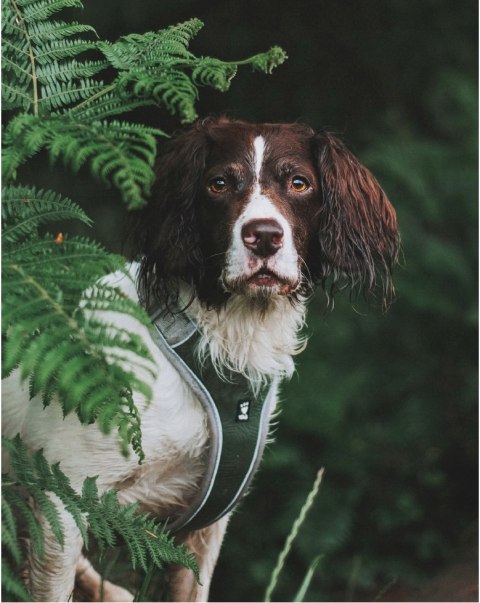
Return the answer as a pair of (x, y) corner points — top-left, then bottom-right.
(70, 83), (116, 113)
(264, 468), (324, 603)
(11, 0), (39, 116)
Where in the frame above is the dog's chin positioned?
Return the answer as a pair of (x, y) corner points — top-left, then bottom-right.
(223, 270), (300, 301)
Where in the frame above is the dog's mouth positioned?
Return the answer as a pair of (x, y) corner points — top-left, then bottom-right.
(224, 268), (299, 297)
(247, 268), (283, 287)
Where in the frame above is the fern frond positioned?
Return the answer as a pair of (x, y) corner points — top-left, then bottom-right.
(2, 435), (200, 599)
(98, 19), (203, 69)
(1, 559), (31, 602)
(248, 45), (288, 74)
(2, 498), (22, 565)
(37, 58), (107, 84)
(15, 0), (84, 23)
(27, 19), (96, 41)
(33, 37), (97, 63)
(39, 76), (106, 109)
(2, 232), (154, 458)
(2, 185), (92, 242)
(3, 115), (161, 207)
(118, 69), (199, 123)
(2, 0), (99, 115)
(70, 89), (156, 121)
(192, 58), (238, 92)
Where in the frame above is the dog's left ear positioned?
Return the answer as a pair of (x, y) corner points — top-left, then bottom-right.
(312, 131), (400, 307)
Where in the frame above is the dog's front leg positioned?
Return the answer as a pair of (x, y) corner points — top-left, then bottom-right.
(167, 514), (230, 602)
(27, 494), (83, 602)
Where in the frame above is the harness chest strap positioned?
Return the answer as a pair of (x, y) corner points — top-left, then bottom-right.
(148, 305), (276, 533)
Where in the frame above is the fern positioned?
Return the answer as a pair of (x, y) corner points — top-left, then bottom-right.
(3, 115), (163, 207)
(2, 185), (92, 242)
(2, 435), (199, 601)
(2, 185), (155, 457)
(2, 0), (286, 599)
(2, 4), (287, 206)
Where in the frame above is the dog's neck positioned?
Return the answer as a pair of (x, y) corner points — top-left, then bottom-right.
(182, 289), (308, 391)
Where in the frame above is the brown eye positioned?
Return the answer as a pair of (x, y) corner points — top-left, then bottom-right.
(291, 176), (310, 192)
(208, 177), (227, 193)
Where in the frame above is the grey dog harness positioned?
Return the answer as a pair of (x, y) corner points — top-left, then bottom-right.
(148, 304), (276, 533)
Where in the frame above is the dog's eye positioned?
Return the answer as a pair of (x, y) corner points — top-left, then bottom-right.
(208, 177), (227, 193)
(290, 176), (310, 192)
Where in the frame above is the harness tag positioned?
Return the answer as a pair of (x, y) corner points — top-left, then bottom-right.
(236, 400), (251, 422)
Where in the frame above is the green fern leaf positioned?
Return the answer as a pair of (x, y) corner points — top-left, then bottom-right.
(98, 19), (204, 70)
(34, 37), (97, 63)
(2, 233), (154, 458)
(118, 69), (199, 123)
(37, 58), (107, 83)
(1, 558), (31, 602)
(4, 486), (46, 558)
(16, 0), (84, 24)
(27, 19), (96, 41)
(2, 185), (92, 243)
(39, 76), (106, 110)
(249, 45), (288, 73)
(2, 498), (22, 565)
(3, 115), (161, 207)
(2, 0), (99, 116)
(192, 57), (238, 92)
(3, 436), (200, 592)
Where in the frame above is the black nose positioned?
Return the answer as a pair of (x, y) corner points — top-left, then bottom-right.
(241, 219), (284, 257)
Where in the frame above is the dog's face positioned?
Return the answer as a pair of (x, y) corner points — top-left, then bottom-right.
(134, 118), (399, 309)
(197, 124), (321, 300)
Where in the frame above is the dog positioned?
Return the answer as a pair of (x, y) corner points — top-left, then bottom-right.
(2, 117), (400, 602)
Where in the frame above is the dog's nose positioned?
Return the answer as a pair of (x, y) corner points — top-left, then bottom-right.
(241, 219), (284, 257)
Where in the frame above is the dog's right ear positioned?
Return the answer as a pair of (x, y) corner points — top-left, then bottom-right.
(312, 131), (400, 309)
(131, 121), (211, 309)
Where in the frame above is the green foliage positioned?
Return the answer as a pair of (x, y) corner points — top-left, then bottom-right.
(2, 0), (286, 599)
(2, 185), (154, 458)
(2, 435), (199, 601)
(2, 2), (287, 207)
(3, 114), (162, 207)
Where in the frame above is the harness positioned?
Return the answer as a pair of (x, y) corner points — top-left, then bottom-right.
(147, 303), (276, 533)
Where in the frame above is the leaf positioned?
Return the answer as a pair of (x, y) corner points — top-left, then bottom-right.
(2, 435), (200, 599)
(293, 555), (323, 602)
(2, 185), (92, 242)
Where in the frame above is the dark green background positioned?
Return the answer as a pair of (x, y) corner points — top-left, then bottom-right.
(36, 1), (478, 600)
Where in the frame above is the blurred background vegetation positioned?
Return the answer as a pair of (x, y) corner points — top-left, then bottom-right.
(28, 0), (477, 600)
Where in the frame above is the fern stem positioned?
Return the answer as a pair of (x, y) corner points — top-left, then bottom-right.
(264, 468), (324, 603)
(11, 0), (39, 116)
(69, 83), (116, 113)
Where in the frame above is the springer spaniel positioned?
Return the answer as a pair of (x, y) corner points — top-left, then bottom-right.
(2, 117), (399, 602)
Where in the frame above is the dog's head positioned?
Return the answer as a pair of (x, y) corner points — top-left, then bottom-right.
(134, 117), (400, 310)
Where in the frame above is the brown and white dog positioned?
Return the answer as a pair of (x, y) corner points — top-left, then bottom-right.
(2, 118), (399, 602)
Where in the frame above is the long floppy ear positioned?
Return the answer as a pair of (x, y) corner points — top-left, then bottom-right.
(313, 131), (400, 308)
(130, 121), (211, 310)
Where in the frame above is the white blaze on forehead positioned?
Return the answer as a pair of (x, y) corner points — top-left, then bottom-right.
(223, 133), (299, 285)
(253, 135), (265, 183)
